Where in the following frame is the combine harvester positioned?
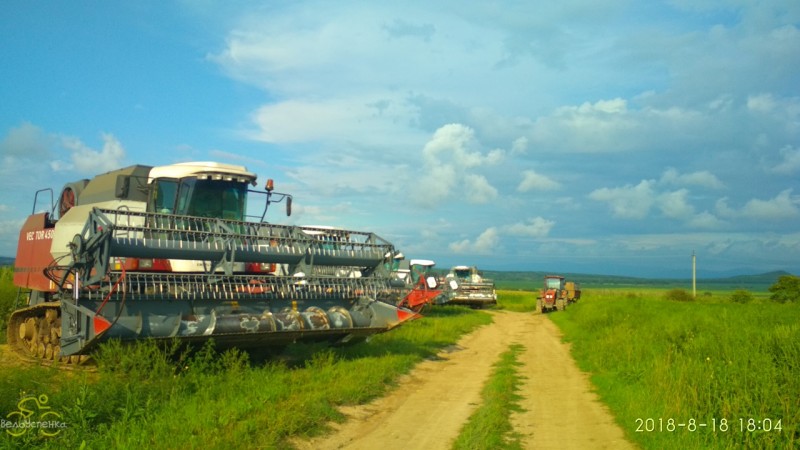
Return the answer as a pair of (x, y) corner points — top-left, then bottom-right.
(440, 265), (497, 308)
(10, 162), (416, 364)
(393, 259), (441, 313)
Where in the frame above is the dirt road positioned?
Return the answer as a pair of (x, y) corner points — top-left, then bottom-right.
(292, 311), (635, 449)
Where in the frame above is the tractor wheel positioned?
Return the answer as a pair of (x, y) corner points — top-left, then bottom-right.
(556, 299), (565, 311)
(535, 299), (543, 314)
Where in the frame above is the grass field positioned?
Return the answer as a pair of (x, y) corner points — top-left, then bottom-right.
(549, 290), (800, 449)
(2, 267), (798, 449)
(453, 343), (524, 450)
(0, 306), (491, 449)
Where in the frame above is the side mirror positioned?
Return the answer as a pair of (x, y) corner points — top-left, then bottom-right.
(286, 196), (292, 216)
(426, 276), (437, 289)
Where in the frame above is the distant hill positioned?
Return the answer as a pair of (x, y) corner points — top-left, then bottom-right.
(480, 270), (793, 291)
(0, 255), (790, 292)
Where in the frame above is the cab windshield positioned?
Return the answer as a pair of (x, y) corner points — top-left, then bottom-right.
(151, 178), (248, 221)
(545, 277), (564, 289)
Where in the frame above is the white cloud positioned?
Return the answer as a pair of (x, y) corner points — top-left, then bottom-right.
(56, 133), (127, 174)
(511, 136), (528, 155)
(588, 180), (655, 219)
(716, 189), (800, 220)
(0, 122), (51, 158)
(740, 189), (799, 219)
(658, 189), (695, 220)
(415, 124), (503, 207)
(464, 174), (498, 203)
(517, 169), (560, 192)
(530, 98), (637, 153)
(247, 96), (421, 145)
(505, 217), (555, 238)
(771, 145), (800, 174)
(449, 227), (500, 254)
(747, 93), (777, 113)
(660, 167), (725, 189)
(687, 211), (725, 229)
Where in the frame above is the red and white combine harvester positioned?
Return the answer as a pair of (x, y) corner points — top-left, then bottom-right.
(11, 162), (416, 364)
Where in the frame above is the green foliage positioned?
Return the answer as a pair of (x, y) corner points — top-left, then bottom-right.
(0, 266), (20, 344)
(495, 290), (538, 312)
(0, 305), (491, 449)
(664, 288), (694, 302)
(729, 289), (754, 304)
(768, 274), (800, 303)
(550, 291), (800, 450)
(454, 344), (523, 450)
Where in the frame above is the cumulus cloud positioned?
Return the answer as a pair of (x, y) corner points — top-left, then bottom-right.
(55, 133), (127, 174)
(517, 169), (560, 192)
(248, 96), (420, 145)
(588, 180), (655, 219)
(747, 93), (777, 113)
(660, 167), (725, 189)
(688, 211), (725, 229)
(449, 227), (500, 254)
(771, 145), (800, 174)
(464, 174), (498, 203)
(739, 189), (799, 219)
(716, 189), (800, 220)
(416, 124), (502, 206)
(0, 122), (51, 158)
(658, 189), (695, 220)
(511, 136), (528, 155)
(527, 97), (656, 153)
(505, 217), (555, 237)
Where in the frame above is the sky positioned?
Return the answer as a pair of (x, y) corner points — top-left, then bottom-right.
(1, 1), (799, 278)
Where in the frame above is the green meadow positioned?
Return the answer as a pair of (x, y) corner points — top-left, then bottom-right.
(0, 306), (491, 449)
(549, 289), (800, 449)
(2, 264), (798, 449)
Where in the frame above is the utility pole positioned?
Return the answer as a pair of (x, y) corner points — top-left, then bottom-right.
(692, 250), (697, 299)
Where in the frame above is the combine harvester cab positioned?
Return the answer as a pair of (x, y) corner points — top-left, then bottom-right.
(394, 259), (441, 313)
(441, 265), (497, 309)
(10, 162), (416, 363)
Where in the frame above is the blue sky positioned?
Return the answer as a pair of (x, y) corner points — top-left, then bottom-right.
(1, 1), (799, 278)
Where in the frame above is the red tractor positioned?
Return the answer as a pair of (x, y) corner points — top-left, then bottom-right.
(536, 275), (581, 313)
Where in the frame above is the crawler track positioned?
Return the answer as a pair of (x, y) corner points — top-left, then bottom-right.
(7, 302), (93, 370)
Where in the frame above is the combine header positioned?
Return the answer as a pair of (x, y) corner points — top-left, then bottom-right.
(10, 162), (415, 363)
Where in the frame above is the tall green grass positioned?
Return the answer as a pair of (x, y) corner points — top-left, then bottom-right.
(494, 289), (537, 312)
(0, 306), (491, 449)
(453, 344), (524, 450)
(0, 266), (20, 344)
(549, 290), (800, 449)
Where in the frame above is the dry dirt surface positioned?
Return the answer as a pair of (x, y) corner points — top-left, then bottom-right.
(292, 310), (636, 450)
